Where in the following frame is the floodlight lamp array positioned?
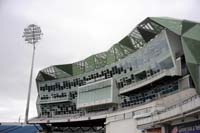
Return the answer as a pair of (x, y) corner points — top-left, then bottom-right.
(23, 24), (43, 45)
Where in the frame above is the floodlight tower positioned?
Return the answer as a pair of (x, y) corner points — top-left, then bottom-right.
(23, 24), (43, 124)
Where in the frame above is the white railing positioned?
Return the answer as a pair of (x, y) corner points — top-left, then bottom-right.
(137, 95), (200, 126)
(30, 109), (110, 124)
(39, 97), (70, 104)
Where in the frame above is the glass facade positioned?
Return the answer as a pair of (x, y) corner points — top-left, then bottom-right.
(120, 31), (174, 77)
(37, 31), (178, 117)
(78, 79), (112, 108)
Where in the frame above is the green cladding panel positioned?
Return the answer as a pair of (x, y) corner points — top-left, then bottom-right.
(181, 20), (196, 34)
(107, 47), (116, 64)
(183, 24), (200, 41)
(119, 36), (134, 50)
(72, 61), (85, 75)
(150, 17), (182, 35)
(95, 52), (107, 69)
(182, 37), (200, 62)
(85, 55), (95, 72)
(186, 63), (200, 94)
(113, 44), (126, 60)
(182, 25), (200, 94)
(55, 64), (73, 75)
(40, 71), (56, 81)
(181, 38), (198, 64)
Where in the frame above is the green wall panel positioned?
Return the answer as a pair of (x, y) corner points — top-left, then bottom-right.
(181, 20), (196, 34)
(183, 24), (200, 41)
(85, 56), (95, 72)
(182, 37), (200, 63)
(186, 63), (200, 94)
(182, 37), (200, 94)
(150, 17), (182, 35)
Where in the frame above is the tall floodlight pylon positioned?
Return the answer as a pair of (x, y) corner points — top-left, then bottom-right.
(23, 24), (43, 124)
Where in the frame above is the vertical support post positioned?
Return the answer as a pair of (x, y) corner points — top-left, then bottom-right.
(25, 44), (36, 124)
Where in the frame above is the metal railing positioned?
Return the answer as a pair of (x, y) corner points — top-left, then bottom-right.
(137, 95), (200, 126)
(120, 68), (175, 94)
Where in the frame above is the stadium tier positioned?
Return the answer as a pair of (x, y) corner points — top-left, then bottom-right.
(0, 124), (41, 133)
(29, 17), (200, 133)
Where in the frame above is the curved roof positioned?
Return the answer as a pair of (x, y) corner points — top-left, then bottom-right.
(36, 17), (200, 94)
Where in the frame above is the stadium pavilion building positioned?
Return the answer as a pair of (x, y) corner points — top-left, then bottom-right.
(29, 17), (200, 133)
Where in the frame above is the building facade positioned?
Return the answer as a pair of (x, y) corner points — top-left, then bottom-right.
(30, 17), (200, 133)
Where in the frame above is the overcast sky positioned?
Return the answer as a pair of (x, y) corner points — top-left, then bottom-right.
(0, 0), (200, 122)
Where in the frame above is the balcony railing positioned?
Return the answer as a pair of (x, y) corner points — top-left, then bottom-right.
(38, 97), (70, 104)
(120, 68), (176, 94)
(137, 95), (200, 126)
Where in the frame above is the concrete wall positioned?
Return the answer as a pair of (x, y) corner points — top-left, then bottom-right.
(106, 118), (141, 133)
(105, 88), (197, 133)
